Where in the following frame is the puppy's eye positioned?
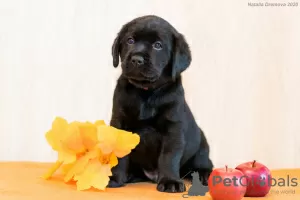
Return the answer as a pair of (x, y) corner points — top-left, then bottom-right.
(127, 37), (135, 45)
(153, 41), (162, 50)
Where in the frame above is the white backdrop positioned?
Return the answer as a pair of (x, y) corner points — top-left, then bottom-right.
(0, 0), (299, 169)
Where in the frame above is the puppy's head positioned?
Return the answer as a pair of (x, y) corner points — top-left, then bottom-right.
(112, 15), (191, 89)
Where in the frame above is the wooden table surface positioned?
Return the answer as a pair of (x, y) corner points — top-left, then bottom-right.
(0, 162), (299, 200)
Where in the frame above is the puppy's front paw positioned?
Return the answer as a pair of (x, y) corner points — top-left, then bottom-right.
(157, 178), (186, 193)
(107, 179), (124, 188)
(107, 173), (127, 188)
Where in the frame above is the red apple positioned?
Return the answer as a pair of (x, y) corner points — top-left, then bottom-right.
(208, 165), (247, 200)
(235, 160), (272, 197)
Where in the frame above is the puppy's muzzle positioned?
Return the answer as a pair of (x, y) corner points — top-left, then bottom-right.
(131, 55), (144, 67)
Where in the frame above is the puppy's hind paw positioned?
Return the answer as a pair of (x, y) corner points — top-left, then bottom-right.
(157, 178), (186, 193)
(198, 169), (212, 186)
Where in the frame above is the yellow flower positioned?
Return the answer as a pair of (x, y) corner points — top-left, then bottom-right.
(45, 118), (78, 164)
(63, 149), (99, 182)
(74, 158), (112, 191)
(43, 117), (140, 191)
(78, 120), (105, 150)
(97, 125), (140, 157)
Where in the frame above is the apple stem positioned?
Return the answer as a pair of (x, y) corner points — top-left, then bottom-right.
(252, 160), (256, 168)
(225, 165), (228, 172)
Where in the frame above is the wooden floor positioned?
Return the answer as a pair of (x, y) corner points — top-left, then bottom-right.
(0, 162), (299, 200)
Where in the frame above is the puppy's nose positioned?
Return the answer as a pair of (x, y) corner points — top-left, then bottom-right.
(131, 55), (144, 66)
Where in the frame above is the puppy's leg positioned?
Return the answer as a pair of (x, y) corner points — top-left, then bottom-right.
(182, 136), (213, 186)
(196, 135), (213, 186)
(107, 156), (130, 187)
(128, 127), (161, 184)
(157, 132), (186, 193)
(192, 150), (213, 186)
(107, 117), (130, 188)
(126, 162), (149, 184)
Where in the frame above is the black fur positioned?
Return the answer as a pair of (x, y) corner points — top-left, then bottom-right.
(108, 15), (213, 193)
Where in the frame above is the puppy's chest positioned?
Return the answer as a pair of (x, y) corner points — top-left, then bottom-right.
(123, 97), (158, 120)
(138, 103), (158, 120)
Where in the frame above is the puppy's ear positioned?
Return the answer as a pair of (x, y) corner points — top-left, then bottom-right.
(112, 34), (120, 67)
(172, 33), (192, 80)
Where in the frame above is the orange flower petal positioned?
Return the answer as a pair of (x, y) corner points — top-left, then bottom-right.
(109, 153), (118, 168)
(64, 149), (100, 182)
(96, 125), (118, 154)
(78, 122), (98, 150)
(61, 162), (75, 176)
(94, 120), (106, 126)
(61, 122), (85, 153)
(97, 125), (140, 157)
(74, 158), (112, 191)
(57, 148), (77, 164)
(114, 131), (140, 158)
(45, 117), (68, 151)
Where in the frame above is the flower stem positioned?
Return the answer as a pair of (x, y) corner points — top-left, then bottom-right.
(42, 160), (63, 179)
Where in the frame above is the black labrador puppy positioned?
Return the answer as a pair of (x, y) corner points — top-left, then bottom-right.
(108, 15), (213, 193)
